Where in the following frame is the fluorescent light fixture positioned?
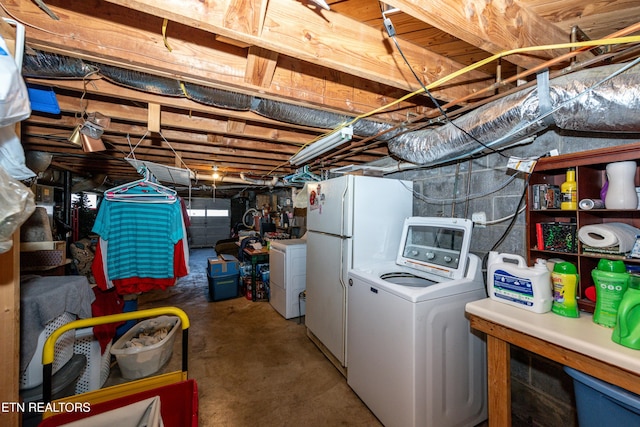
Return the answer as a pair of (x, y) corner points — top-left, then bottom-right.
(289, 125), (353, 165)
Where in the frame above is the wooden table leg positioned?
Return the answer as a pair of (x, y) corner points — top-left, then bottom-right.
(487, 335), (511, 427)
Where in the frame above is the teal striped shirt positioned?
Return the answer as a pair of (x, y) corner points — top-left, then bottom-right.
(92, 199), (184, 280)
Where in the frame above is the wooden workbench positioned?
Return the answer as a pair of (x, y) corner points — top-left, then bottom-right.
(465, 298), (640, 427)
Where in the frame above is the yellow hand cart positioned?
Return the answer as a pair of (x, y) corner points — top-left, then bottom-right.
(38, 306), (197, 426)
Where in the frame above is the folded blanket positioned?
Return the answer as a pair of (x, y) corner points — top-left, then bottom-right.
(577, 222), (640, 253)
(20, 275), (95, 373)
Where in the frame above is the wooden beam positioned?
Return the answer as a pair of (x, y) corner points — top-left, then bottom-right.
(0, 232), (20, 427)
(148, 103), (161, 133)
(245, 46), (278, 87)
(385, 0), (573, 70)
(4, 0), (491, 103)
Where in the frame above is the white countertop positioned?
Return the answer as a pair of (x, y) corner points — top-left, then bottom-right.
(465, 298), (640, 375)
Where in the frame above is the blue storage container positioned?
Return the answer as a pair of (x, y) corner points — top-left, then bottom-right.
(564, 366), (640, 427)
(207, 272), (240, 302)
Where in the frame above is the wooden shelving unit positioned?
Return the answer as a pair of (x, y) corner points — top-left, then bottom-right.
(526, 142), (640, 313)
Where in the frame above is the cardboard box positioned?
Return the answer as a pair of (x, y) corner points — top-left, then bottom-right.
(207, 255), (240, 277)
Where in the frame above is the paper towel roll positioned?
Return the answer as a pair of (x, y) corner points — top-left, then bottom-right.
(577, 222), (640, 253)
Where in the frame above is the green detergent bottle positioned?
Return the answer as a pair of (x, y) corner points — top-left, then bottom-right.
(591, 259), (629, 328)
(551, 262), (579, 318)
(612, 273), (640, 349)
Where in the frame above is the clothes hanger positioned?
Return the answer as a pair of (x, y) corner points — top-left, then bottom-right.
(105, 166), (177, 203)
(283, 166), (321, 184)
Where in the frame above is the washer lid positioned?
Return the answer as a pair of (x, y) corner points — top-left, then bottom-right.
(380, 271), (437, 287)
(395, 217), (473, 281)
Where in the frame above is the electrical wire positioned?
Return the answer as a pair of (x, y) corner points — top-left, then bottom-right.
(381, 10), (510, 159)
(402, 174), (517, 204)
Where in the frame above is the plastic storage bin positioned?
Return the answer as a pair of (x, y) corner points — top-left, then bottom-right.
(110, 315), (180, 380)
(564, 366), (640, 427)
(207, 272), (240, 301)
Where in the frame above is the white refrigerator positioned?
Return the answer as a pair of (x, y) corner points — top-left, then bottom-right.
(305, 175), (413, 369)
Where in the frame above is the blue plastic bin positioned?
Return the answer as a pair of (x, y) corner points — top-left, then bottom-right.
(564, 366), (640, 427)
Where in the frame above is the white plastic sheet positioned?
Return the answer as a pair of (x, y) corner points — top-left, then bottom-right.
(0, 125), (35, 180)
(0, 32), (30, 127)
(0, 165), (35, 253)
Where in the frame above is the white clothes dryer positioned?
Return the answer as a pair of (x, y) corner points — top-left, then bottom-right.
(347, 217), (487, 427)
(269, 239), (307, 319)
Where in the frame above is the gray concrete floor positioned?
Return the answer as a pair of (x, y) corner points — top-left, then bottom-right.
(107, 248), (382, 426)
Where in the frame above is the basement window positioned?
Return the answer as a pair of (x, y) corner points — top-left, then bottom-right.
(187, 209), (229, 217)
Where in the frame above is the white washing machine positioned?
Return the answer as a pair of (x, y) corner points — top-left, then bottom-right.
(347, 217), (487, 427)
(269, 239), (307, 319)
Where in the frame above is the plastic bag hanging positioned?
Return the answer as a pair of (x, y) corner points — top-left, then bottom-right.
(0, 165), (35, 253)
(0, 125), (36, 180)
(0, 24), (31, 127)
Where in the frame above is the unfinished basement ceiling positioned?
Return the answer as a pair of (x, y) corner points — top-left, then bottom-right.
(2, 0), (640, 195)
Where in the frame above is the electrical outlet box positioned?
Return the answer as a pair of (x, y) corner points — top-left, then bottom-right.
(472, 212), (486, 228)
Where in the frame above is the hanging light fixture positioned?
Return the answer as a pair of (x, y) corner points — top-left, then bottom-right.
(289, 125), (353, 165)
(67, 124), (83, 147)
(67, 111), (110, 152)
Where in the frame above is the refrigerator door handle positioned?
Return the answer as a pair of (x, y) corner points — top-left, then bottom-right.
(341, 179), (349, 237)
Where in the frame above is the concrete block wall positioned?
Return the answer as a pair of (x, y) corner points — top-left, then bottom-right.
(390, 129), (640, 426)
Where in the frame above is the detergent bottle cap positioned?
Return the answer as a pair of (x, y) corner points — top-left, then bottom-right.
(534, 258), (548, 270)
(597, 258), (627, 273)
(553, 261), (577, 274)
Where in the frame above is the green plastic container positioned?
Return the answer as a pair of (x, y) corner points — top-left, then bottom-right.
(591, 259), (629, 328)
(612, 274), (640, 349)
(551, 262), (579, 318)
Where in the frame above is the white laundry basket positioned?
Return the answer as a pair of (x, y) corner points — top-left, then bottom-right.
(110, 315), (180, 380)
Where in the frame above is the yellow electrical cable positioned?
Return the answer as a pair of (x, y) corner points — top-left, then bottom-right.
(162, 18), (173, 52)
(287, 34), (640, 168)
(344, 35), (640, 128)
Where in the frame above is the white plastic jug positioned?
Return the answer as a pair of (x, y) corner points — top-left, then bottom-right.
(487, 251), (553, 313)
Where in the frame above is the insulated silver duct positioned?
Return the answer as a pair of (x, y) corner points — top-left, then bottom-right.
(22, 50), (396, 140)
(22, 50), (95, 78)
(99, 64), (185, 96)
(388, 62), (640, 165)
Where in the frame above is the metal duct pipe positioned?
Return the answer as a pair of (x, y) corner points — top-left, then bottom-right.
(388, 63), (640, 165)
(202, 174), (283, 187)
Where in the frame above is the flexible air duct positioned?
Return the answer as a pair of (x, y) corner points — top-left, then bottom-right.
(22, 50), (397, 140)
(23, 51), (640, 168)
(388, 62), (640, 165)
